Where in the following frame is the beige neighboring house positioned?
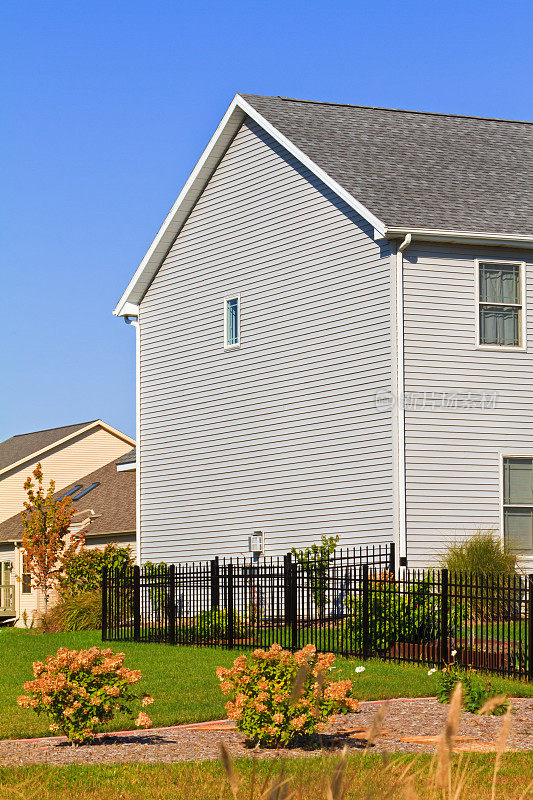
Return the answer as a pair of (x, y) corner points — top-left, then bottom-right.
(0, 421), (135, 625)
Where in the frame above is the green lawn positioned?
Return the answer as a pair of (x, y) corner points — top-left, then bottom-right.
(0, 754), (532, 799)
(1, 628), (532, 740)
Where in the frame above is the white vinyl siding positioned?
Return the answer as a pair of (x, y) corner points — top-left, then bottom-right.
(138, 118), (393, 563)
(403, 242), (533, 569)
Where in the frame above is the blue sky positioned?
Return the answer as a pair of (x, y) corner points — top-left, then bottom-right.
(1, 0), (532, 442)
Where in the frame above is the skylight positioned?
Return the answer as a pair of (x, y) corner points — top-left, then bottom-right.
(58, 485), (82, 501)
(71, 482), (100, 501)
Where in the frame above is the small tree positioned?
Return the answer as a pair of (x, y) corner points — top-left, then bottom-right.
(292, 535), (339, 618)
(20, 463), (79, 616)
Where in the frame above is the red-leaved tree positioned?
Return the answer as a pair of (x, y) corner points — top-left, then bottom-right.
(20, 463), (82, 617)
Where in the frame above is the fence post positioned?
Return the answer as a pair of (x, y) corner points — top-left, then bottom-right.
(389, 542), (396, 574)
(441, 568), (449, 665)
(528, 574), (533, 683)
(290, 562), (298, 651)
(168, 564), (176, 644)
(133, 565), (141, 642)
(101, 566), (108, 641)
(362, 564), (370, 660)
(284, 553), (292, 626)
(227, 563), (234, 650)
(211, 557), (220, 609)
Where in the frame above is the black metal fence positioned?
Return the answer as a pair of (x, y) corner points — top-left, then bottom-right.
(102, 544), (533, 681)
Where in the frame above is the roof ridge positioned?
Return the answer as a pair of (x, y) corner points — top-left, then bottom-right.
(273, 95), (533, 126)
(9, 420), (99, 439)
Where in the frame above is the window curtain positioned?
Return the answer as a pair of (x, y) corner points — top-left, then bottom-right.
(479, 265), (519, 304)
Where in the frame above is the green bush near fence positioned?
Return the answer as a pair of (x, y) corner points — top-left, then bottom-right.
(343, 573), (442, 651)
(192, 609), (245, 642)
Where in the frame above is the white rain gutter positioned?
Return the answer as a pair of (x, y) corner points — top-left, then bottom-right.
(385, 227), (533, 249)
(393, 233), (411, 567)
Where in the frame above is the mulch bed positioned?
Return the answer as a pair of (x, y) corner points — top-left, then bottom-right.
(0, 698), (531, 766)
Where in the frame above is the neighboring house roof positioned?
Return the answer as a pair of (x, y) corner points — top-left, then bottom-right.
(0, 420), (135, 476)
(0, 421), (97, 472)
(114, 94), (533, 316)
(116, 448), (136, 465)
(0, 459), (136, 544)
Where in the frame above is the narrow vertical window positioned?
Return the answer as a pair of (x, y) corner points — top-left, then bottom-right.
(503, 457), (533, 555)
(22, 551), (31, 594)
(478, 262), (523, 347)
(224, 297), (240, 348)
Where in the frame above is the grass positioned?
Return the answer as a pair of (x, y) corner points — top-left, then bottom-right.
(0, 753), (532, 799)
(1, 628), (532, 740)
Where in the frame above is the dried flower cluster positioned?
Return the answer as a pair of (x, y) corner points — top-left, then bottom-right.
(17, 647), (154, 744)
(216, 643), (359, 747)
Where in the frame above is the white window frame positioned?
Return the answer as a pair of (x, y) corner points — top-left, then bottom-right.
(223, 295), (241, 350)
(474, 258), (526, 351)
(499, 453), (533, 559)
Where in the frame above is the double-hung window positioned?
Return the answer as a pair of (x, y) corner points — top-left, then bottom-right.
(224, 296), (240, 349)
(503, 457), (533, 555)
(477, 261), (524, 348)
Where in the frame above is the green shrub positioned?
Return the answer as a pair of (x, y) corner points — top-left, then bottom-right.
(58, 544), (133, 596)
(440, 530), (516, 576)
(42, 591), (102, 632)
(344, 572), (442, 651)
(17, 646), (154, 743)
(217, 643), (360, 747)
(435, 657), (509, 715)
(193, 608), (244, 642)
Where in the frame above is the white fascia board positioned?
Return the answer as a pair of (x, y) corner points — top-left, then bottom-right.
(385, 226), (533, 248)
(113, 98), (247, 316)
(116, 462), (136, 472)
(113, 94), (387, 316)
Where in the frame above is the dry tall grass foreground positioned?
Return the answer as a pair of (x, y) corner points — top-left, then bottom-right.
(219, 683), (532, 800)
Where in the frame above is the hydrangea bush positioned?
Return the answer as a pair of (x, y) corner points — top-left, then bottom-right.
(217, 643), (360, 747)
(17, 647), (154, 744)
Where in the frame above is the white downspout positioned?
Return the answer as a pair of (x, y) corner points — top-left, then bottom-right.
(125, 314), (141, 566)
(394, 233), (411, 567)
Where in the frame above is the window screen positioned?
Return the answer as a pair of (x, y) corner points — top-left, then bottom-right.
(503, 457), (533, 555)
(479, 264), (522, 347)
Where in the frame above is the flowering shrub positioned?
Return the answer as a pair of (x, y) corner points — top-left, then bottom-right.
(216, 643), (359, 747)
(17, 647), (154, 744)
(435, 651), (509, 715)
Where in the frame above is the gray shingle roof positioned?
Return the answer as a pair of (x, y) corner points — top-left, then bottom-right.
(116, 448), (136, 465)
(0, 421), (98, 472)
(241, 95), (533, 237)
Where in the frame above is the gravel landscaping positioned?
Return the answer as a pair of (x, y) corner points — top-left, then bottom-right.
(0, 697), (531, 766)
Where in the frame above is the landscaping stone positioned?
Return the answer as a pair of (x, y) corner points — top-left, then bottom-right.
(0, 697), (531, 766)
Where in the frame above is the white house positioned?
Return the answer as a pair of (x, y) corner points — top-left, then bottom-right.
(113, 94), (533, 570)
